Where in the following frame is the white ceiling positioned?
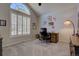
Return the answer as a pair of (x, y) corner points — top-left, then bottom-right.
(29, 3), (78, 16)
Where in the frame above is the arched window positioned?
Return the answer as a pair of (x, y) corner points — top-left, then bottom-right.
(10, 3), (30, 36)
(10, 3), (31, 15)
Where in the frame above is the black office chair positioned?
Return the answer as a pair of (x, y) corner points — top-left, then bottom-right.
(40, 28), (51, 42)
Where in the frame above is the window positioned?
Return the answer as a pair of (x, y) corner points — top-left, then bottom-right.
(10, 3), (31, 15)
(10, 3), (30, 36)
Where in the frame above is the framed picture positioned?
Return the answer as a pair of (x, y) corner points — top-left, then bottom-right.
(32, 23), (36, 29)
(48, 16), (56, 29)
(49, 22), (54, 25)
(0, 20), (6, 26)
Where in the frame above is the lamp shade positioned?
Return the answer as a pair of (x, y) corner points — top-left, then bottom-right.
(64, 20), (71, 25)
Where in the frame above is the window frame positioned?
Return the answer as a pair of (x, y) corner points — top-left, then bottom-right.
(10, 5), (31, 37)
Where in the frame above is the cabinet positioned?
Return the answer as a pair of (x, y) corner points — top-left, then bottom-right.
(50, 33), (59, 43)
(71, 36), (79, 56)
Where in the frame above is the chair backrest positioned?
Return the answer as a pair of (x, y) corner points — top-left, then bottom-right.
(40, 28), (48, 36)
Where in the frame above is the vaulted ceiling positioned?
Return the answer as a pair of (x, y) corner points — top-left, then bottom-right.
(28, 3), (78, 16)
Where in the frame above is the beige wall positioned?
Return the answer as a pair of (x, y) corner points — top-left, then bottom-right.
(0, 3), (39, 47)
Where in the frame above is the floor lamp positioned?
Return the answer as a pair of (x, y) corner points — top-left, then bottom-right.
(64, 20), (75, 56)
